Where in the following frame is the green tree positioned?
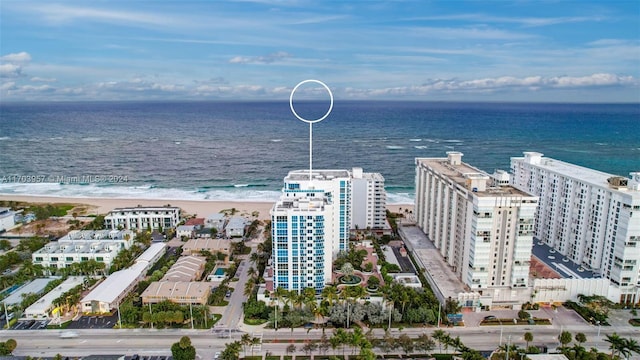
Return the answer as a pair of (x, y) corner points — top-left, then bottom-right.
(605, 333), (625, 359)
(558, 331), (572, 351)
(171, 336), (196, 360)
(432, 329), (449, 353)
(575, 332), (587, 345)
(4, 339), (16, 354)
(397, 333), (415, 356)
(524, 331), (534, 349)
(220, 341), (241, 360)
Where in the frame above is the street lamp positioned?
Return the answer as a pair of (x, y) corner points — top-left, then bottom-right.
(498, 317), (504, 346)
(596, 320), (601, 337)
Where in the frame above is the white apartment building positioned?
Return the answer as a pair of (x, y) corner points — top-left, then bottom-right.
(351, 168), (387, 230)
(415, 152), (538, 305)
(104, 206), (180, 230)
(511, 152), (640, 304)
(32, 230), (134, 270)
(0, 207), (15, 232)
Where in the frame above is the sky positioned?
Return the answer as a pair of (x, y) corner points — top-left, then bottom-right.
(1, 1), (639, 102)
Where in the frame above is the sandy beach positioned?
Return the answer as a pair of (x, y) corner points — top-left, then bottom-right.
(0, 195), (412, 220)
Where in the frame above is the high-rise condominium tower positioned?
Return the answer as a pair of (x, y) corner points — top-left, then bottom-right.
(415, 152), (538, 296)
(511, 152), (640, 303)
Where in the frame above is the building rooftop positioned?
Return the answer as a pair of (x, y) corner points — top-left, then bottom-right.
(59, 230), (134, 241)
(25, 277), (84, 315)
(285, 169), (351, 182)
(107, 206), (180, 213)
(4, 278), (57, 306)
(531, 240), (597, 279)
(514, 152), (640, 197)
(185, 218), (205, 226)
(417, 153), (532, 197)
(81, 262), (147, 304)
(399, 225), (467, 301)
(162, 256), (205, 282)
(273, 197), (328, 212)
(182, 238), (230, 253)
(206, 213), (226, 221)
(141, 281), (212, 300)
(136, 243), (166, 264)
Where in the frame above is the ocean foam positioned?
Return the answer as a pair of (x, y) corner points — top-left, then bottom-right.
(0, 183), (413, 204)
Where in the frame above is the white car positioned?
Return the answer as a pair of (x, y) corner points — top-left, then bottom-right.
(214, 351), (221, 359)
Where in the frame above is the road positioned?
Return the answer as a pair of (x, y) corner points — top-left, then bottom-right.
(214, 244), (256, 332)
(5, 323), (640, 359)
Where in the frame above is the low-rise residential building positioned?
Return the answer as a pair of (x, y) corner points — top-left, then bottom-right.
(3, 278), (56, 306)
(137, 243), (167, 273)
(24, 277), (84, 319)
(181, 238), (231, 258)
(184, 218), (205, 228)
(225, 217), (247, 237)
(32, 230), (135, 270)
(206, 213), (226, 232)
(141, 281), (212, 305)
(0, 207), (15, 232)
(79, 243), (165, 313)
(177, 225), (197, 239)
(104, 206), (180, 231)
(81, 262), (147, 313)
(162, 256), (206, 282)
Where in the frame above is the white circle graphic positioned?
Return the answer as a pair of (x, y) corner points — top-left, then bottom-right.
(289, 79), (333, 124)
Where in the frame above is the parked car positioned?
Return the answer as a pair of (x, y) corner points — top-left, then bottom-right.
(484, 315), (497, 320)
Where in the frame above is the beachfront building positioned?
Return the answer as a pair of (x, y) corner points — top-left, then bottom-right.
(270, 167), (387, 293)
(0, 207), (15, 232)
(351, 168), (387, 231)
(206, 213), (227, 232)
(24, 277), (84, 319)
(225, 217), (247, 237)
(415, 152), (538, 307)
(104, 206), (180, 231)
(511, 152), (640, 304)
(32, 230), (135, 270)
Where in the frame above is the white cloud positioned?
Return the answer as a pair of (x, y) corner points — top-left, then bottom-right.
(229, 51), (292, 64)
(0, 52), (33, 78)
(0, 63), (24, 78)
(30, 77), (57, 82)
(1, 52), (32, 64)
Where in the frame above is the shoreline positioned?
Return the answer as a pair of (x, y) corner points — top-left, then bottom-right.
(0, 194), (413, 221)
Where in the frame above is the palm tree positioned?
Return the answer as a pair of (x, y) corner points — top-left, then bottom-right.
(605, 333), (625, 359)
(623, 337), (640, 357)
(247, 266), (256, 279)
(244, 277), (255, 296)
(432, 329), (448, 353)
(524, 331), (534, 349)
(240, 333), (251, 357)
(332, 328), (349, 357)
(321, 285), (339, 306)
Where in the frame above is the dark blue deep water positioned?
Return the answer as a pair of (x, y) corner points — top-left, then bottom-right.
(0, 101), (638, 203)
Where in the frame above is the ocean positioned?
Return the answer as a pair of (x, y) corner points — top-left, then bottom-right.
(0, 101), (638, 204)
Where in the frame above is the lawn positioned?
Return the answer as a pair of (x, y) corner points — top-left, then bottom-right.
(629, 318), (640, 326)
(480, 317), (551, 326)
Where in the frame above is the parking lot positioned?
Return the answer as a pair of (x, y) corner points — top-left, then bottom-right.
(10, 319), (49, 330)
(67, 314), (119, 329)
